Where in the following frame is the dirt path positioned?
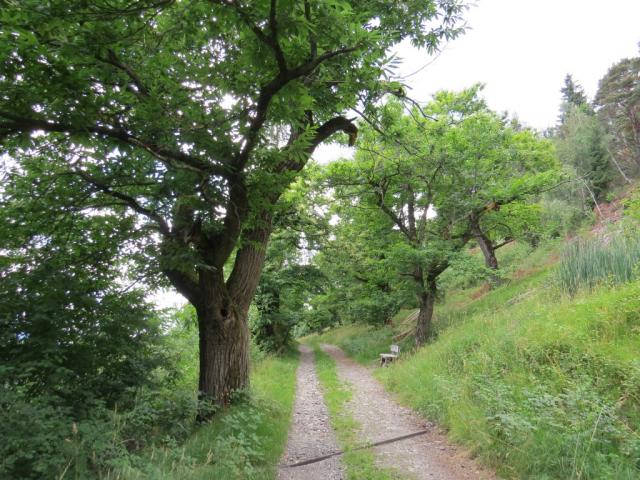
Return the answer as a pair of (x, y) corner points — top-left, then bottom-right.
(277, 345), (344, 480)
(321, 344), (495, 480)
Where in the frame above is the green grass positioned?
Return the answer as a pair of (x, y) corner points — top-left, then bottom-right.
(307, 339), (405, 480)
(311, 324), (398, 365)
(557, 233), (640, 295)
(318, 249), (640, 479)
(309, 233), (640, 479)
(113, 352), (299, 479)
(378, 280), (640, 479)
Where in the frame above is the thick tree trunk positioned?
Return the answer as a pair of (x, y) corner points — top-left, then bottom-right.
(415, 279), (436, 346)
(196, 298), (250, 411)
(188, 213), (273, 417)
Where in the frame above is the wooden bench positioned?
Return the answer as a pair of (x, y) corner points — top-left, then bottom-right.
(379, 344), (400, 367)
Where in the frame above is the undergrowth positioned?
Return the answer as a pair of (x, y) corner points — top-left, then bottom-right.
(114, 352), (298, 479)
(378, 279), (640, 479)
(316, 238), (640, 479)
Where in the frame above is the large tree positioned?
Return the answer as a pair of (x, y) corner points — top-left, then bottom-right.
(0, 1), (466, 407)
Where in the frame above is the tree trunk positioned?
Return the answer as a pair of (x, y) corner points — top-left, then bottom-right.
(189, 213), (273, 417)
(475, 230), (499, 270)
(415, 279), (436, 346)
(469, 215), (501, 286)
(196, 301), (250, 410)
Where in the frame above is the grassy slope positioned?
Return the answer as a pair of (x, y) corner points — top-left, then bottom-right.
(315, 243), (640, 479)
(115, 352), (298, 480)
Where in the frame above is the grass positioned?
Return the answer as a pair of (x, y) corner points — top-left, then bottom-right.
(556, 233), (640, 295)
(377, 279), (640, 479)
(113, 351), (299, 479)
(311, 324), (398, 365)
(312, 238), (640, 479)
(306, 339), (405, 480)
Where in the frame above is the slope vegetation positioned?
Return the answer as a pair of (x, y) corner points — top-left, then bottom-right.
(315, 242), (640, 479)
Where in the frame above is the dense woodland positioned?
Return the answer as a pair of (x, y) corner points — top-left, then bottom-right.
(1, 1), (640, 479)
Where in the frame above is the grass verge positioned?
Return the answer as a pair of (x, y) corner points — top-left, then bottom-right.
(377, 279), (640, 479)
(313, 239), (640, 478)
(113, 351), (299, 480)
(307, 340), (405, 480)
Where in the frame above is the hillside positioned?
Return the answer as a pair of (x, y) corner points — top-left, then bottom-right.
(313, 238), (640, 479)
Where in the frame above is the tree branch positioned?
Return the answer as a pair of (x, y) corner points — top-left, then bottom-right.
(235, 45), (359, 169)
(0, 111), (228, 176)
(97, 49), (150, 98)
(73, 169), (171, 236)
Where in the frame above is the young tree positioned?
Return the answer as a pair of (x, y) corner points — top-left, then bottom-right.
(558, 73), (589, 125)
(0, 1), (466, 408)
(555, 106), (613, 205)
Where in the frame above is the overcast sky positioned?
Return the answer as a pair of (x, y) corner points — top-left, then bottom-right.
(314, 0), (640, 163)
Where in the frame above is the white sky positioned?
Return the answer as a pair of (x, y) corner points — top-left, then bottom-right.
(313, 0), (640, 163)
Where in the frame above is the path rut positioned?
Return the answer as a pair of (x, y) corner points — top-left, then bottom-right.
(321, 344), (494, 480)
(277, 345), (344, 480)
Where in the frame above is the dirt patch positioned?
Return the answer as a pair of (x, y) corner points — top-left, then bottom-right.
(470, 282), (491, 300)
(278, 345), (344, 480)
(321, 344), (495, 480)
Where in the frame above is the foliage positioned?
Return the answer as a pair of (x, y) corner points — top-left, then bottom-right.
(555, 104), (613, 203)
(319, 248), (640, 479)
(595, 54), (640, 179)
(539, 197), (593, 238)
(251, 171), (330, 351)
(117, 351), (299, 480)
(621, 184), (640, 225)
(556, 233), (640, 296)
(0, 319), (298, 480)
(320, 87), (558, 341)
(0, 149), (180, 479)
(0, 152), (165, 412)
(0, 0), (469, 403)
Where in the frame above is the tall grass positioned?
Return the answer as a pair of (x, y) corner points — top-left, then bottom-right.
(377, 280), (640, 479)
(557, 234), (640, 295)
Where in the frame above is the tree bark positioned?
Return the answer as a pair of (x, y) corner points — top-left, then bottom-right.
(188, 212), (273, 416)
(469, 214), (501, 286)
(415, 276), (436, 346)
(196, 299), (250, 410)
(469, 215), (498, 270)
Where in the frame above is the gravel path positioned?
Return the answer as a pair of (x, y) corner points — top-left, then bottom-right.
(277, 345), (344, 480)
(321, 344), (495, 480)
